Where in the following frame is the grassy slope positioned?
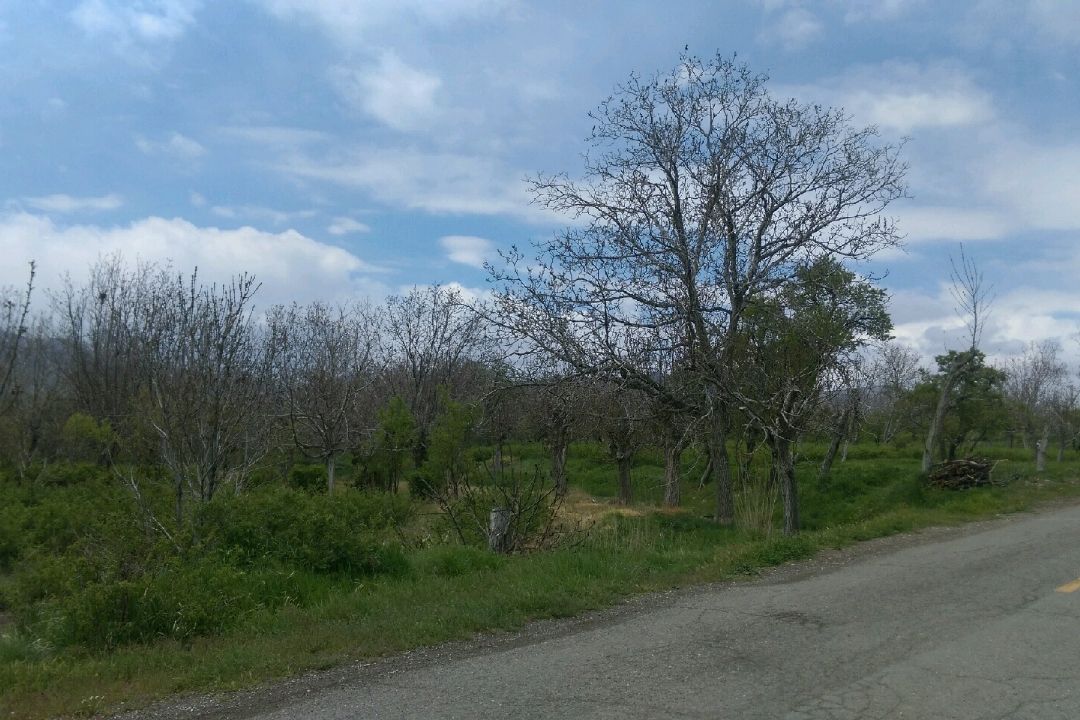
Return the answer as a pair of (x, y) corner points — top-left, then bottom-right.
(3, 445), (1079, 719)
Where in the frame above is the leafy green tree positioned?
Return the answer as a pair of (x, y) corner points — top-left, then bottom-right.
(917, 350), (1005, 461)
(365, 396), (416, 493)
(733, 258), (892, 534)
(420, 390), (477, 498)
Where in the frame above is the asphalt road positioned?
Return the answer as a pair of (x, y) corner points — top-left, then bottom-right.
(129, 503), (1080, 719)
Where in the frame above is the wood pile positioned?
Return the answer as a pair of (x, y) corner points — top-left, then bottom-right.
(927, 457), (995, 489)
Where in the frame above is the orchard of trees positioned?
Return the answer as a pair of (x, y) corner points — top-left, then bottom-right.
(3, 55), (1079, 545)
(4, 55), (1080, 693)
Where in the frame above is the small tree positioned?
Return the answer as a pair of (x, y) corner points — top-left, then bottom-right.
(136, 270), (272, 522)
(0, 262), (34, 418)
(364, 396), (416, 493)
(918, 350), (1006, 460)
(420, 391), (477, 498)
(269, 302), (380, 492)
(732, 258), (891, 534)
(1002, 340), (1066, 468)
(922, 248), (993, 473)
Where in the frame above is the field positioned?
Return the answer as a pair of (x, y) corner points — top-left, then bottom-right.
(1, 441), (1079, 719)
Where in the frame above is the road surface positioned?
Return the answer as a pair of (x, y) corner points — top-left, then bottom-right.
(127, 502), (1080, 719)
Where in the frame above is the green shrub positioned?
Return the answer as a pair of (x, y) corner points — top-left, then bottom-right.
(196, 486), (413, 575)
(59, 413), (115, 464)
(31, 559), (321, 648)
(288, 463), (328, 493)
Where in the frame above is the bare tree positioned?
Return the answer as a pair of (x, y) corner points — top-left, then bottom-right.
(1048, 381), (1080, 463)
(488, 52), (905, 525)
(591, 381), (648, 505)
(864, 341), (923, 444)
(1, 262), (35, 417)
(1002, 340), (1066, 470)
(818, 360), (866, 480)
(137, 271), (271, 521)
(519, 368), (582, 497)
(269, 302), (381, 492)
(0, 314), (66, 481)
(382, 285), (488, 464)
(921, 247), (993, 473)
(54, 256), (153, 426)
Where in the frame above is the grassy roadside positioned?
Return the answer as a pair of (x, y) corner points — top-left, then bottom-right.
(2, 455), (1080, 719)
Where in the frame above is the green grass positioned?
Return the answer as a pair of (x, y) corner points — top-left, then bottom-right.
(2, 445), (1080, 719)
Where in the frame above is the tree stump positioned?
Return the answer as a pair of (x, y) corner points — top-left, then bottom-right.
(488, 506), (512, 553)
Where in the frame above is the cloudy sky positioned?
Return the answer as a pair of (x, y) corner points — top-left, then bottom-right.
(2, 0), (1079, 363)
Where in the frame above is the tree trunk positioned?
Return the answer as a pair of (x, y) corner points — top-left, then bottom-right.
(174, 479), (184, 526)
(774, 435), (799, 536)
(923, 371), (958, 473)
(551, 441), (568, 496)
(1036, 425), (1049, 472)
(493, 442), (503, 475)
(616, 452), (632, 505)
(819, 407), (850, 479)
(663, 442), (682, 507)
(1057, 433), (1066, 463)
(327, 454), (336, 493)
(709, 409), (734, 525)
(487, 506), (511, 553)
(697, 447), (713, 487)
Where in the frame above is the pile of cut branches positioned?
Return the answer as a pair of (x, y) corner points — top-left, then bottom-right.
(927, 457), (996, 489)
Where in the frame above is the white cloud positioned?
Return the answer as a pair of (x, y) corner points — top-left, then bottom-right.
(22, 193), (124, 213)
(257, 0), (507, 43)
(440, 235), (493, 268)
(791, 62), (994, 134)
(327, 217), (371, 235)
(70, 0), (200, 43)
(0, 212), (390, 308)
(331, 53), (441, 132)
(277, 146), (554, 222)
(888, 279), (1080, 368)
(839, 0), (923, 22)
(135, 132), (206, 160)
(218, 125), (329, 149)
(774, 8), (824, 47)
(210, 204), (318, 226)
(979, 140), (1080, 231)
(893, 206), (1012, 243)
(757, 2), (823, 48)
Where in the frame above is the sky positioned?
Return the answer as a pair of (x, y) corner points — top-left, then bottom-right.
(2, 0), (1080, 366)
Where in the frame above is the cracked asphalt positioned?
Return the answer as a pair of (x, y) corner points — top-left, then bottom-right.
(121, 502), (1080, 719)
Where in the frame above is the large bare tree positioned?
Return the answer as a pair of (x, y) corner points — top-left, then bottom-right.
(488, 52), (905, 525)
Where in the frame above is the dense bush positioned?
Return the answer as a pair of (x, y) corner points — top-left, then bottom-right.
(288, 463), (328, 493)
(26, 559), (324, 648)
(195, 486), (413, 574)
(1, 476), (416, 650)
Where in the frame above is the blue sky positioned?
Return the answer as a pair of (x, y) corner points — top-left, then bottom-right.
(3, 0), (1080, 362)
